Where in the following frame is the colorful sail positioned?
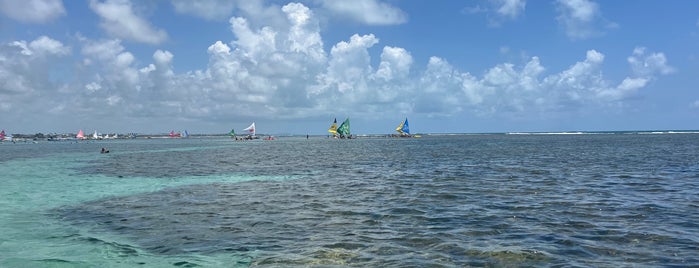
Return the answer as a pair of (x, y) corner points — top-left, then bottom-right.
(243, 122), (255, 136)
(76, 130), (84, 139)
(229, 129), (236, 138)
(396, 118), (410, 135)
(336, 118), (350, 137)
(328, 118), (338, 134)
(0, 130), (5, 141)
(182, 130), (189, 138)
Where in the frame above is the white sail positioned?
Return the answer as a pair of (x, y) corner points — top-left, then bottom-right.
(243, 122), (255, 136)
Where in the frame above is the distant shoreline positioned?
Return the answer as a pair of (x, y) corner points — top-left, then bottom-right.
(3, 130), (699, 142)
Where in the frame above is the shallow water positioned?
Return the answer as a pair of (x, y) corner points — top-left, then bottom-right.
(2, 134), (699, 267)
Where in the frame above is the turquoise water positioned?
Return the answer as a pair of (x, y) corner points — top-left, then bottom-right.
(1, 139), (287, 267)
(1, 135), (698, 267)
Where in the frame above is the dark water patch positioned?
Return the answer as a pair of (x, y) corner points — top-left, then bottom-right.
(35, 258), (72, 263)
(46, 135), (699, 266)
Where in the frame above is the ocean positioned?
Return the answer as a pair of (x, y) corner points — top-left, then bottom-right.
(1, 133), (698, 267)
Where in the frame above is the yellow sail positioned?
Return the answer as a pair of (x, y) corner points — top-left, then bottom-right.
(396, 120), (405, 134)
(328, 118), (338, 134)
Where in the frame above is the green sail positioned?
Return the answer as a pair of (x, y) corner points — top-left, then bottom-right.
(336, 118), (350, 137)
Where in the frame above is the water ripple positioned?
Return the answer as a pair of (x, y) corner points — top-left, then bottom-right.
(48, 135), (699, 266)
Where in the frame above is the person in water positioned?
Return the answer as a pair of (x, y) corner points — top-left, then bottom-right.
(101, 147), (109, 153)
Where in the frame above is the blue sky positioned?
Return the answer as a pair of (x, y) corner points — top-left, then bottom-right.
(0, 0), (697, 135)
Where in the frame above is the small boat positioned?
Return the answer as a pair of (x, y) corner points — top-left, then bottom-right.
(229, 129), (236, 139)
(328, 118), (338, 138)
(243, 122), (255, 136)
(394, 118), (420, 138)
(395, 118), (411, 137)
(169, 130), (181, 138)
(1, 130), (12, 142)
(242, 122), (258, 139)
(181, 130), (189, 138)
(336, 118), (352, 139)
(76, 130), (85, 140)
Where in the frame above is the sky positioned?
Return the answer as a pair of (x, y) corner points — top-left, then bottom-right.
(0, 0), (697, 135)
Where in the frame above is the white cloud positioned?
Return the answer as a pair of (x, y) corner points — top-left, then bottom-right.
(0, 3), (675, 132)
(311, 33), (379, 113)
(0, 0), (65, 23)
(28, 36), (71, 56)
(555, 0), (613, 40)
(416, 57), (468, 114)
(628, 47), (674, 76)
(0, 36), (70, 116)
(89, 0), (168, 45)
(80, 39), (141, 99)
(319, 0), (407, 25)
(494, 0), (526, 19)
(374, 46), (412, 81)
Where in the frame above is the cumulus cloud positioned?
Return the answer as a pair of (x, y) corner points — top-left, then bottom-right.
(318, 0), (407, 25)
(11, 36), (70, 56)
(89, 0), (168, 44)
(555, 0), (615, 40)
(628, 47), (674, 76)
(375, 47), (412, 81)
(0, 0), (65, 23)
(84, 3), (672, 118)
(0, 3), (674, 132)
(0, 36), (70, 115)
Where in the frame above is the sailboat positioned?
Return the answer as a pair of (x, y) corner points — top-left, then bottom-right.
(336, 118), (351, 139)
(395, 118), (411, 137)
(169, 130), (181, 138)
(229, 129), (236, 139)
(92, 130), (101, 140)
(0, 130), (5, 141)
(243, 122), (257, 139)
(76, 130), (85, 139)
(328, 118), (338, 138)
(394, 118), (420, 138)
(181, 130), (189, 138)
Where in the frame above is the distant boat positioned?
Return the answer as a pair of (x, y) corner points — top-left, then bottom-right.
(336, 118), (351, 139)
(395, 118), (420, 138)
(169, 130), (181, 138)
(76, 130), (85, 139)
(1, 130), (12, 141)
(395, 118), (412, 137)
(243, 122), (256, 137)
(328, 118), (338, 138)
(182, 130), (189, 138)
(229, 129), (236, 139)
(92, 130), (101, 140)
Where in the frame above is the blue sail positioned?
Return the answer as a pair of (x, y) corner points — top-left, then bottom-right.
(396, 118), (410, 135)
(401, 118), (410, 134)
